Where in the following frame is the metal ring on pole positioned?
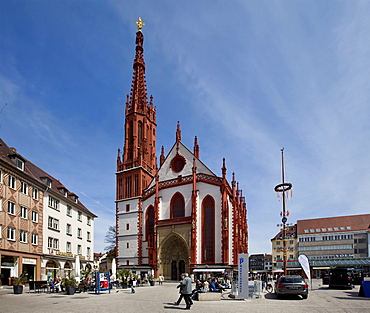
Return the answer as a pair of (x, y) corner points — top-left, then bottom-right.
(274, 183), (292, 193)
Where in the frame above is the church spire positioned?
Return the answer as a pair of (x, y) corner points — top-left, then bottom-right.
(126, 18), (151, 115)
(117, 18), (157, 200)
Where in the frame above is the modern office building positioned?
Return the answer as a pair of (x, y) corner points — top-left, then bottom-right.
(272, 214), (370, 277)
(296, 214), (370, 277)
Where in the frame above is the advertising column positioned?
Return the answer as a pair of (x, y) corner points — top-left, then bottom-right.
(237, 253), (249, 299)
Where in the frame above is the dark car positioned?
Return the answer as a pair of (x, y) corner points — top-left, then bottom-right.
(328, 268), (353, 289)
(275, 275), (308, 299)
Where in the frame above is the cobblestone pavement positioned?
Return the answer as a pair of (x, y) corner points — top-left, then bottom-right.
(0, 279), (369, 313)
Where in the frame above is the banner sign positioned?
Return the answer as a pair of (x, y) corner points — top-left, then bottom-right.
(237, 253), (249, 299)
(298, 254), (311, 281)
(95, 272), (111, 295)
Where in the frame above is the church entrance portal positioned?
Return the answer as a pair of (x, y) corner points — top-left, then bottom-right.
(160, 234), (189, 280)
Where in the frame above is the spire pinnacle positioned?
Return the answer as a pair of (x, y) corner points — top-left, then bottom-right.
(126, 23), (150, 114)
(222, 158), (227, 179)
(135, 17), (145, 32)
(160, 146), (165, 167)
(176, 121), (182, 142)
(193, 136), (200, 159)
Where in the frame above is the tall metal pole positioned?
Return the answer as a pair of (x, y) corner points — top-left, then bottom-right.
(274, 148), (292, 276)
(281, 148), (287, 276)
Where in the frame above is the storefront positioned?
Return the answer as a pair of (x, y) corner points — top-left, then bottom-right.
(22, 257), (37, 281)
(41, 254), (93, 281)
(0, 252), (42, 284)
(45, 260), (60, 281)
(0, 255), (17, 285)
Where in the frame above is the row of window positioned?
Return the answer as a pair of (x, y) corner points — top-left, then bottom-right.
(4, 226), (89, 247)
(1, 172), (39, 198)
(3, 199), (91, 226)
(298, 244), (354, 251)
(0, 172), (90, 225)
(309, 254), (354, 260)
(48, 217), (91, 240)
(299, 234), (354, 242)
(47, 237), (91, 256)
(274, 255), (295, 261)
(50, 197), (91, 225)
(275, 240), (295, 245)
(4, 201), (39, 221)
(304, 226), (352, 233)
(3, 226), (38, 244)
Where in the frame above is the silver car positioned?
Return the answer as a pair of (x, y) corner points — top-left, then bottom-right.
(275, 275), (309, 299)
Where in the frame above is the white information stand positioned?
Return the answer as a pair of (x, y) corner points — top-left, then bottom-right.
(237, 253), (249, 299)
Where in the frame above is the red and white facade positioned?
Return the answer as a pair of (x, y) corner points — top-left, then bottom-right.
(116, 29), (248, 280)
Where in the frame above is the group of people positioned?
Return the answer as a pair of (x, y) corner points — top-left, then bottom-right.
(174, 274), (228, 309)
(49, 276), (63, 293)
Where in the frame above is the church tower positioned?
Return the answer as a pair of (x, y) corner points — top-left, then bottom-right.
(116, 18), (248, 279)
(116, 18), (157, 268)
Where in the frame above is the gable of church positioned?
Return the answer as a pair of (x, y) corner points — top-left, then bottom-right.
(147, 141), (216, 189)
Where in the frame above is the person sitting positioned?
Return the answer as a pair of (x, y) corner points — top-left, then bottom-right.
(203, 279), (209, 292)
(53, 278), (61, 293)
(49, 279), (56, 293)
(192, 280), (204, 300)
(87, 279), (95, 291)
(209, 278), (222, 292)
(56, 276), (63, 292)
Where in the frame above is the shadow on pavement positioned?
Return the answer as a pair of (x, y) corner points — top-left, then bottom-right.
(264, 293), (306, 301)
(163, 303), (190, 310)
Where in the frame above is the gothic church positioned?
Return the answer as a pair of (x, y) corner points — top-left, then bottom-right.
(116, 23), (248, 280)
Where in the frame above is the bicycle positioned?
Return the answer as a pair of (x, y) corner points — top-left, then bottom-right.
(265, 283), (273, 293)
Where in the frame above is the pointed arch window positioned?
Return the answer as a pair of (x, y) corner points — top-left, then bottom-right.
(146, 206), (155, 248)
(138, 121), (143, 144)
(171, 192), (185, 218)
(128, 121), (134, 160)
(202, 195), (215, 263)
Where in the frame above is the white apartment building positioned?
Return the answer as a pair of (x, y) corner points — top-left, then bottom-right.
(0, 138), (97, 284)
(41, 178), (96, 280)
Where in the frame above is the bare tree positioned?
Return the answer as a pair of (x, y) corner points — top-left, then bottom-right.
(104, 225), (116, 252)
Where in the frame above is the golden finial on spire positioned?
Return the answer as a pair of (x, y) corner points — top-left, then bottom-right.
(135, 17), (145, 32)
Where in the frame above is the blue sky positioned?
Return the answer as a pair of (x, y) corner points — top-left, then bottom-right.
(1, 0), (370, 255)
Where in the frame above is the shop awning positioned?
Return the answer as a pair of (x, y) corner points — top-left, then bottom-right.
(193, 269), (225, 273)
(272, 269), (283, 273)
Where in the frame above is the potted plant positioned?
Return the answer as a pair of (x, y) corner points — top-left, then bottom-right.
(149, 275), (155, 286)
(62, 276), (77, 295)
(117, 269), (131, 289)
(0, 273), (4, 290)
(12, 272), (28, 294)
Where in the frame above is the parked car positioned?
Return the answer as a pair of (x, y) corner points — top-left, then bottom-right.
(275, 275), (308, 299)
(328, 268), (353, 289)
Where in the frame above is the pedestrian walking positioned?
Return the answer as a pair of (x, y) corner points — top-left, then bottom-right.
(158, 274), (164, 285)
(176, 273), (193, 310)
(174, 274), (185, 305)
(130, 276), (136, 293)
